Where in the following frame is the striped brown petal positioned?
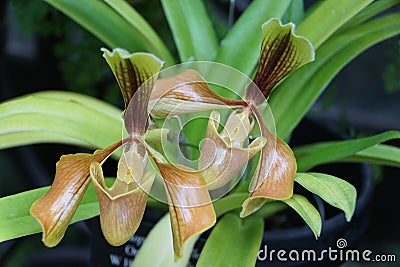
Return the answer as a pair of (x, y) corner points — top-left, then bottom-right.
(199, 110), (266, 190)
(90, 141), (154, 246)
(30, 141), (122, 247)
(240, 106), (296, 217)
(246, 18), (315, 104)
(102, 48), (163, 135)
(156, 162), (216, 259)
(149, 69), (246, 118)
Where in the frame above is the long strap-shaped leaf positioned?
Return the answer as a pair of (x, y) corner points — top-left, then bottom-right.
(270, 13), (400, 138)
(215, 0), (291, 76)
(338, 0), (400, 32)
(295, 130), (400, 171)
(104, 0), (175, 65)
(44, 0), (145, 52)
(197, 213), (263, 267)
(161, 0), (218, 62)
(0, 92), (122, 150)
(296, 0), (374, 49)
(131, 214), (196, 267)
(339, 144), (400, 168)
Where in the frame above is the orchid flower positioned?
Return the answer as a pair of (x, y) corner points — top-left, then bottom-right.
(147, 19), (314, 217)
(31, 18), (315, 260)
(241, 18), (314, 216)
(30, 48), (163, 247)
(30, 48), (217, 259)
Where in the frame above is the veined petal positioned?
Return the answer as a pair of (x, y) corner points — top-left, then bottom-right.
(246, 18), (315, 104)
(149, 69), (246, 118)
(30, 141), (122, 247)
(90, 146), (154, 246)
(156, 162), (216, 260)
(101, 48), (163, 109)
(102, 48), (163, 135)
(199, 110), (266, 190)
(240, 106), (296, 217)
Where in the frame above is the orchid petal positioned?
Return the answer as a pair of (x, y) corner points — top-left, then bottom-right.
(89, 146), (154, 246)
(102, 48), (163, 134)
(149, 69), (245, 118)
(246, 18), (315, 103)
(240, 133), (296, 217)
(199, 110), (266, 190)
(101, 48), (163, 109)
(30, 141), (121, 247)
(240, 107), (296, 217)
(156, 162), (216, 259)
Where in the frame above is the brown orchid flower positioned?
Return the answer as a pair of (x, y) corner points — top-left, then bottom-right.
(30, 48), (163, 247)
(241, 18), (314, 216)
(30, 48), (216, 259)
(146, 19), (314, 217)
(31, 17), (315, 260)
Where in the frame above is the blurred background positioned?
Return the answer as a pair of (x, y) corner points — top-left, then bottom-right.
(0, 0), (399, 266)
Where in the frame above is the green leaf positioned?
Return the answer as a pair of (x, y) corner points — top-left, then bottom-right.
(0, 92), (122, 150)
(339, 0), (400, 32)
(215, 0), (291, 76)
(104, 0), (175, 65)
(161, 0), (218, 62)
(282, 194), (321, 239)
(32, 90), (122, 120)
(341, 144), (400, 168)
(282, 0), (305, 25)
(270, 13), (400, 138)
(197, 213), (263, 267)
(295, 173), (356, 221)
(44, 0), (145, 52)
(213, 193), (248, 217)
(0, 178), (115, 242)
(294, 131), (400, 171)
(296, 0), (373, 48)
(132, 213), (195, 267)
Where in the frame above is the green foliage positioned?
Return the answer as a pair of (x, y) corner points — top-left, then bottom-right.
(214, 0), (291, 76)
(295, 130), (400, 171)
(10, 0), (113, 98)
(295, 173), (356, 221)
(282, 194), (322, 239)
(161, 0), (218, 62)
(383, 38), (400, 93)
(270, 13), (400, 138)
(2, 0), (400, 265)
(10, 0), (60, 36)
(0, 91), (122, 150)
(197, 213), (264, 267)
(131, 214), (196, 267)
